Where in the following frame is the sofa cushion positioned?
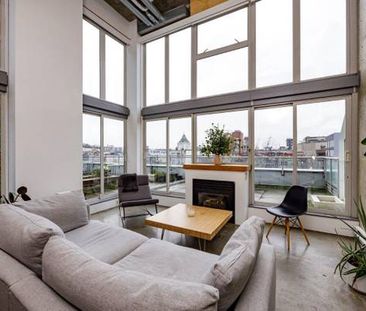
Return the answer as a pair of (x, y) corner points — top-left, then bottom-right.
(233, 244), (276, 311)
(0, 204), (64, 276)
(115, 238), (218, 283)
(15, 190), (89, 233)
(43, 236), (219, 311)
(204, 216), (265, 311)
(65, 220), (147, 264)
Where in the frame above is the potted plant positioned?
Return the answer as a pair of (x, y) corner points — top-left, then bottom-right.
(200, 124), (232, 165)
(335, 200), (366, 294)
(334, 138), (366, 294)
(1, 186), (31, 203)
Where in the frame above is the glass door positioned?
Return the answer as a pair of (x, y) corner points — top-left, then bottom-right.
(254, 106), (293, 206)
(296, 99), (348, 215)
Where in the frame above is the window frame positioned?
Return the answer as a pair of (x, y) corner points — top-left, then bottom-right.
(143, 114), (194, 197)
(143, 94), (357, 217)
(142, 0), (357, 107)
(83, 112), (127, 201)
(83, 17), (127, 107)
(141, 0), (358, 218)
(250, 95), (355, 217)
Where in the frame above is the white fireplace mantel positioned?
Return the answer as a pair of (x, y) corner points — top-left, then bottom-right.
(183, 164), (250, 224)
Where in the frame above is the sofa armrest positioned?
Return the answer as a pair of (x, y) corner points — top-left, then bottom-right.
(9, 275), (77, 311)
(234, 244), (276, 311)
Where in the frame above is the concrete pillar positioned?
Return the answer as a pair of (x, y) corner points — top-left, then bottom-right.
(359, 0), (366, 203)
(126, 21), (143, 174)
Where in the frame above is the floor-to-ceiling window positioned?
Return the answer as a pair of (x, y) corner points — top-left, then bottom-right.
(252, 99), (349, 215)
(254, 106), (293, 205)
(144, 117), (192, 194)
(297, 99), (347, 215)
(83, 114), (125, 200)
(142, 0), (357, 217)
(300, 0), (346, 80)
(169, 117), (192, 193)
(145, 120), (167, 191)
(196, 110), (249, 164)
(256, 0), (292, 87)
(196, 8), (248, 97)
(82, 18), (127, 200)
(103, 117), (125, 194)
(83, 114), (101, 199)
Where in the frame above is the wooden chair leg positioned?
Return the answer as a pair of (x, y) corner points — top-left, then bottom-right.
(297, 217), (310, 245)
(121, 206), (126, 228)
(266, 216), (277, 238)
(285, 218), (290, 251)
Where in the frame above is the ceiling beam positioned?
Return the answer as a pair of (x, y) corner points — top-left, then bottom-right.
(118, 0), (154, 26)
(140, 0), (165, 22)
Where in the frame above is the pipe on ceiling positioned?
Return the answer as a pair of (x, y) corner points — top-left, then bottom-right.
(139, 0), (165, 22)
(118, 0), (154, 26)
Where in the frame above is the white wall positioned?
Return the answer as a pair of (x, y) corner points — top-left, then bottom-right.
(8, 0), (83, 198)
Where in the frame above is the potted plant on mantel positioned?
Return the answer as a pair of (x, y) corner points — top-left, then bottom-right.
(334, 138), (366, 294)
(200, 124), (232, 165)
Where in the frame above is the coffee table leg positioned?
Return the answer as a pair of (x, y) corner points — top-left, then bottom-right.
(161, 229), (165, 240)
(203, 239), (206, 251)
(198, 238), (202, 250)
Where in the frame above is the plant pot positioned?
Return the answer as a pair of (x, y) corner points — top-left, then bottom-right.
(343, 262), (366, 295)
(213, 155), (222, 165)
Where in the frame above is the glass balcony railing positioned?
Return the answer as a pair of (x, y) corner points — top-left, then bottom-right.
(145, 153), (345, 214)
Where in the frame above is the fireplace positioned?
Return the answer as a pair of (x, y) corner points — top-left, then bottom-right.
(193, 179), (235, 223)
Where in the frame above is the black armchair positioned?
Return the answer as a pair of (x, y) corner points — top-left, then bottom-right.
(265, 185), (310, 251)
(118, 174), (159, 227)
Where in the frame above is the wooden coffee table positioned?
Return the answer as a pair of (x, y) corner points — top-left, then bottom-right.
(145, 203), (233, 250)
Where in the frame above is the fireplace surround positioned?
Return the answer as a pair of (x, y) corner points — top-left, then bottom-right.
(184, 163), (250, 224)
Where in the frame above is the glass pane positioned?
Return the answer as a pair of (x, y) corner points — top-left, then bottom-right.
(146, 38), (165, 106)
(169, 118), (192, 193)
(145, 120), (167, 191)
(83, 114), (101, 199)
(104, 118), (124, 195)
(297, 100), (346, 215)
(169, 28), (191, 102)
(254, 106), (293, 205)
(198, 8), (247, 53)
(300, 0), (346, 80)
(256, 0), (292, 87)
(197, 48), (248, 98)
(105, 35), (124, 105)
(197, 110), (249, 164)
(83, 20), (100, 98)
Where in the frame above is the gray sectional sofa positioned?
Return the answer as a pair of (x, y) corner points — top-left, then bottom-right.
(0, 191), (276, 311)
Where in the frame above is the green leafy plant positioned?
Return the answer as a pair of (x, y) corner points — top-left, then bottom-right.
(335, 199), (366, 285)
(335, 138), (366, 287)
(200, 124), (232, 156)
